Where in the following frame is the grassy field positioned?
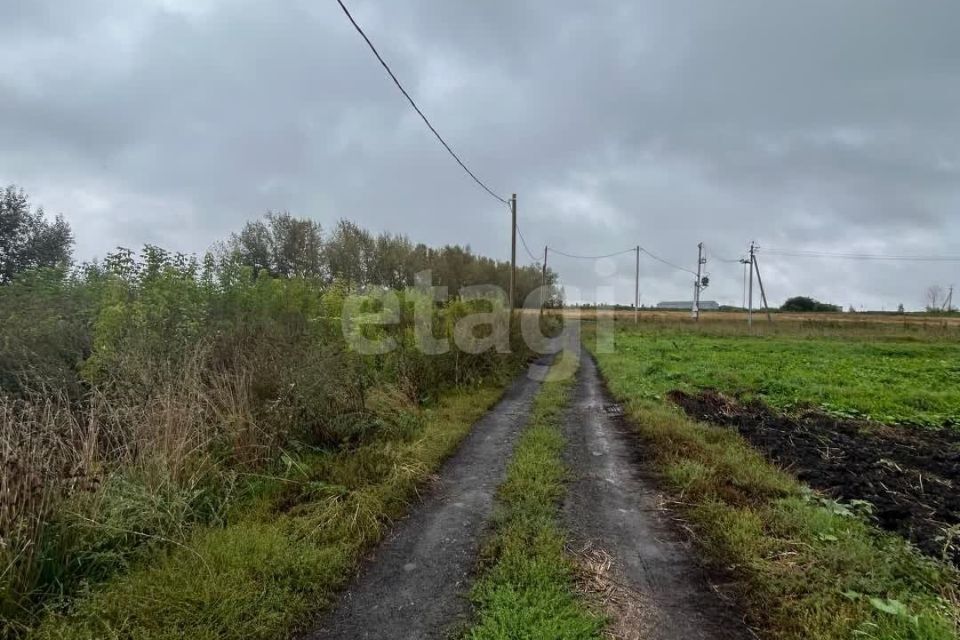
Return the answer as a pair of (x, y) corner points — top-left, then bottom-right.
(467, 352), (604, 639)
(559, 308), (960, 329)
(586, 319), (960, 640)
(604, 325), (960, 426)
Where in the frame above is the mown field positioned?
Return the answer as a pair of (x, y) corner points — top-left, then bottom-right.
(586, 317), (960, 640)
(605, 324), (960, 427)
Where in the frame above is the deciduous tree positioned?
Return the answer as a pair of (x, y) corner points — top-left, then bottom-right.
(0, 185), (73, 283)
(227, 211), (325, 278)
(925, 285), (945, 311)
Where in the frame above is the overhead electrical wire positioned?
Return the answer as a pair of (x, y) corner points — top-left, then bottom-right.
(704, 245), (746, 264)
(713, 257), (746, 264)
(547, 244), (699, 277)
(702, 243), (744, 265)
(337, 0), (718, 280)
(548, 246), (637, 260)
(639, 247), (698, 276)
(335, 0), (509, 205)
(335, 1), (960, 285)
(758, 248), (960, 262)
(515, 223), (541, 263)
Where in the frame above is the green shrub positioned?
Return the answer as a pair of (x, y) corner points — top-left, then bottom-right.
(1, 244), (531, 637)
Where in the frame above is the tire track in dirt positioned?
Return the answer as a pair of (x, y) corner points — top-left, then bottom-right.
(562, 349), (752, 640)
(301, 359), (549, 640)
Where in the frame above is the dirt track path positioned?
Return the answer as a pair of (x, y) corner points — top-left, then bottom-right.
(562, 350), (752, 640)
(302, 361), (547, 640)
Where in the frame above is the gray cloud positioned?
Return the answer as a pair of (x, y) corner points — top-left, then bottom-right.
(2, 0), (959, 309)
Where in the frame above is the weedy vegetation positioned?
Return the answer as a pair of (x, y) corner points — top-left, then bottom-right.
(0, 208), (549, 639)
(29, 388), (505, 640)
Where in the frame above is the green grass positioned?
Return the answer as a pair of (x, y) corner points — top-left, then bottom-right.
(609, 325), (960, 426)
(466, 353), (605, 640)
(587, 328), (960, 640)
(26, 385), (506, 640)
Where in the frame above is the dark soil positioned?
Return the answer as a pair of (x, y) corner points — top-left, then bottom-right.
(669, 389), (960, 567)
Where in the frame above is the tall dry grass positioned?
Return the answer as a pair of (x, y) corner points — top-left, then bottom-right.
(0, 344), (282, 634)
(1, 394), (94, 621)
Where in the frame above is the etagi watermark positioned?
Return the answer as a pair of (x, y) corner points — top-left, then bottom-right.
(340, 270), (620, 381)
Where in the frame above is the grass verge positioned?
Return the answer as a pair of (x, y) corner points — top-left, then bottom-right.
(587, 329), (960, 640)
(26, 384), (507, 640)
(466, 352), (605, 639)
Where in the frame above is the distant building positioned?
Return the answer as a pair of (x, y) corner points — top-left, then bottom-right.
(656, 300), (720, 311)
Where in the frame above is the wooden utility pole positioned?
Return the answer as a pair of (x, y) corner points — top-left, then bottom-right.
(741, 258), (749, 309)
(634, 245), (640, 325)
(747, 242), (755, 327)
(541, 246), (548, 317)
(509, 193), (517, 311)
(693, 242), (705, 321)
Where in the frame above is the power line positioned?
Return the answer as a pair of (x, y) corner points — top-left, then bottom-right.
(548, 246), (637, 260)
(639, 247), (698, 276)
(759, 248), (960, 262)
(704, 245), (745, 264)
(547, 244), (698, 276)
(515, 222), (541, 263)
(335, 0), (508, 205)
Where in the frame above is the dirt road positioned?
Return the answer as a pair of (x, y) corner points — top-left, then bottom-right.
(302, 360), (548, 640)
(304, 347), (750, 639)
(562, 350), (752, 640)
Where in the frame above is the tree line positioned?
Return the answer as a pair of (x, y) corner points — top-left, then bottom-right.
(1, 185), (558, 306)
(222, 212), (558, 305)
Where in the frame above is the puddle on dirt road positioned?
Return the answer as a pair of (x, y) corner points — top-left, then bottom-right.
(669, 389), (960, 568)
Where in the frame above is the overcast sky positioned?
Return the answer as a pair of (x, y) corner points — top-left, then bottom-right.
(3, 0), (960, 309)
